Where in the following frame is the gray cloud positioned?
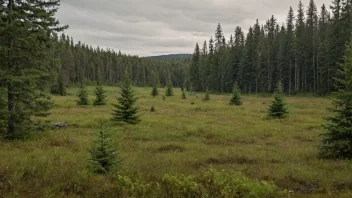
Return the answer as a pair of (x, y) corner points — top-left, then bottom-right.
(57, 0), (331, 56)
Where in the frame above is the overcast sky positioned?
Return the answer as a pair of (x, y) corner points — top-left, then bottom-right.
(57, 0), (331, 57)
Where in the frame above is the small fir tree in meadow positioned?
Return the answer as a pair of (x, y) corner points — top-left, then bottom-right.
(151, 86), (159, 97)
(93, 83), (107, 106)
(112, 72), (140, 124)
(182, 91), (187, 99)
(268, 81), (288, 118)
(166, 83), (174, 96)
(89, 120), (120, 174)
(203, 90), (210, 101)
(150, 105), (156, 112)
(319, 40), (352, 159)
(162, 95), (166, 100)
(77, 84), (89, 105)
(230, 82), (242, 106)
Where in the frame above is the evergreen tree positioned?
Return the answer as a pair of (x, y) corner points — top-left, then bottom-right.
(165, 83), (174, 96)
(319, 40), (352, 159)
(112, 72), (140, 124)
(0, 0), (66, 139)
(203, 90), (210, 101)
(89, 121), (120, 174)
(190, 43), (201, 91)
(77, 85), (89, 105)
(295, 1), (306, 92)
(230, 82), (242, 106)
(286, 7), (296, 95)
(182, 91), (187, 99)
(150, 105), (156, 112)
(268, 82), (288, 118)
(151, 86), (159, 97)
(57, 73), (67, 96)
(93, 84), (107, 106)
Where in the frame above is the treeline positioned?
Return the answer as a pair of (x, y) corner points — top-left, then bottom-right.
(190, 0), (352, 94)
(55, 34), (189, 88)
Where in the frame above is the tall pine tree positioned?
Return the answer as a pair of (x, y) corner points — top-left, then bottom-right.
(320, 39), (352, 159)
(0, 0), (66, 139)
(190, 43), (201, 91)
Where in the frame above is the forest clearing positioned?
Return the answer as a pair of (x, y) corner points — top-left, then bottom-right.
(1, 87), (351, 197)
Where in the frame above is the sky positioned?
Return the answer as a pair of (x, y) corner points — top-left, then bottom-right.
(56, 0), (331, 57)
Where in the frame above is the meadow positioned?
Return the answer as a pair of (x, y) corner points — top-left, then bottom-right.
(0, 86), (352, 197)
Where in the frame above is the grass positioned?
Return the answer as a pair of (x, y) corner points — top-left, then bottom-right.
(0, 86), (352, 197)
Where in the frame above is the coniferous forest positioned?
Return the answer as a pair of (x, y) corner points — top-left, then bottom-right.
(1, 0), (352, 197)
(190, 0), (352, 95)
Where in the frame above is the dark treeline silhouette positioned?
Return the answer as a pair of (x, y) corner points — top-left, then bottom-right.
(54, 34), (189, 88)
(190, 0), (352, 95)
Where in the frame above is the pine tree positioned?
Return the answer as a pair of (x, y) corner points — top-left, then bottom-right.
(77, 85), (89, 105)
(182, 91), (187, 99)
(150, 105), (156, 112)
(0, 0), (66, 139)
(268, 82), (288, 118)
(190, 43), (201, 91)
(89, 120), (120, 174)
(203, 90), (210, 101)
(319, 40), (352, 159)
(93, 84), (107, 106)
(58, 73), (67, 96)
(51, 72), (67, 96)
(112, 72), (140, 124)
(230, 82), (242, 106)
(151, 86), (159, 97)
(165, 83), (174, 96)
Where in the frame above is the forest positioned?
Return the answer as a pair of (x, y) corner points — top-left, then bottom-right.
(1, 0), (352, 197)
(189, 0), (352, 94)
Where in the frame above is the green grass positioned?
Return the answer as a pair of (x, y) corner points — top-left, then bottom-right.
(1, 86), (352, 197)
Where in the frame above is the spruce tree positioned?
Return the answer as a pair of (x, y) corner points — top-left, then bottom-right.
(0, 0), (66, 139)
(319, 40), (352, 159)
(89, 121), (120, 174)
(165, 83), (174, 96)
(51, 72), (67, 96)
(112, 72), (140, 124)
(190, 43), (201, 91)
(203, 90), (210, 101)
(230, 82), (242, 106)
(77, 85), (89, 106)
(182, 91), (187, 99)
(151, 86), (159, 97)
(57, 73), (67, 96)
(268, 82), (288, 118)
(93, 84), (107, 106)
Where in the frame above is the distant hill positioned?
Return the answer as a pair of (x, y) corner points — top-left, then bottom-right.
(146, 54), (192, 61)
